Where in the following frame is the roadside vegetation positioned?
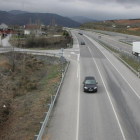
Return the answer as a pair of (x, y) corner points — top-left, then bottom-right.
(9, 30), (72, 49)
(80, 19), (140, 36)
(0, 52), (64, 140)
(100, 42), (140, 72)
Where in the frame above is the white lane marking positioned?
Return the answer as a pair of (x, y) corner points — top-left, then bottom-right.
(82, 37), (126, 140)
(72, 33), (79, 49)
(77, 62), (79, 78)
(77, 54), (80, 62)
(71, 52), (75, 54)
(93, 58), (126, 140)
(76, 60), (80, 140)
(77, 54), (80, 78)
(87, 33), (132, 54)
(85, 35), (140, 99)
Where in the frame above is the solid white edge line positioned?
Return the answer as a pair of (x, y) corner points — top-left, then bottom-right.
(72, 31), (80, 140)
(77, 54), (80, 62)
(82, 37), (126, 140)
(84, 34), (140, 99)
(77, 61), (79, 78)
(76, 60), (80, 140)
(93, 58), (126, 140)
(72, 33), (79, 49)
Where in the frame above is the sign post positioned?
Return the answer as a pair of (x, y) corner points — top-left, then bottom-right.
(60, 48), (65, 77)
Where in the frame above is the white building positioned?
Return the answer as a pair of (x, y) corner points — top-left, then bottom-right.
(0, 23), (8, 30)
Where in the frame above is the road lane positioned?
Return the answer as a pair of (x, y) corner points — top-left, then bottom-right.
(75, 32), (124, 140)
(45, 29), (140, 140)
(79, 33), (140, 140)
(45, 58), (79, 140)
(84, 31), (133, 54)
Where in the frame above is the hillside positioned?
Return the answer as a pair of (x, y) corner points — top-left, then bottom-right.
(9, 10), (29, 15)
(80, 19), (140, 36)
(0, 10), (80, 27)
(70, 16), (98, 23)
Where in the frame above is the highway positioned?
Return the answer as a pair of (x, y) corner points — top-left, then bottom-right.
(81, 29), (140, 55)
(1, 30), (140, 140)
(45, 30), (140, 140)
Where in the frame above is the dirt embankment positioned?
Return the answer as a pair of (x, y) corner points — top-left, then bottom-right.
(80, 19), (140, 36)
(0, 52), (62, 140)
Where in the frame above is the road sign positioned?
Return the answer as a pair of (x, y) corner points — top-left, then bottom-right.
(61, 48), (64, 52)
(60, 56), (66, 63)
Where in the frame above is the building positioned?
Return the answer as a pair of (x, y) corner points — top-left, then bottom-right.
(24, 24), (43, 35)
(0, 23), (8, 30)
(0, 23), (14, 37)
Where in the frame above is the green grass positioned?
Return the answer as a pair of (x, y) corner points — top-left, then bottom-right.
(44, 65), (61, 84)
(120, 55), (140, 71)
(119, 41), (132, 46)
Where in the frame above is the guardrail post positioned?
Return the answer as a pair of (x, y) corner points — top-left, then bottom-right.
(40, 122), (43, 130)
(44, 112), (48, 119)
(52, 95), (56, 102)
(34, 135), (38, 140)
(51, 95), (53, 104)
(47, 104), (51, 111)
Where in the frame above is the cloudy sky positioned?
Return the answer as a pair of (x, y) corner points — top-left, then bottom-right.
(0, 0), (140, 20)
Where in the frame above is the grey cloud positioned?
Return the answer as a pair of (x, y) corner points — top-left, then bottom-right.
(0, 0), (140, 21)
(58, 0), (140, 5)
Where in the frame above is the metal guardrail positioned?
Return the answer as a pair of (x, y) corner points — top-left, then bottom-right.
(34, 59), (70, 140)
(0, 49), (62, 57)
(91, 36), (140, 78)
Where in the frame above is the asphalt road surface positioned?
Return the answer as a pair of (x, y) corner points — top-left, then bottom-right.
(45, 30), (140, 140)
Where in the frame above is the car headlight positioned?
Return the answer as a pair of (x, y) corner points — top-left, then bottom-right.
(94, 87), (97, 89)
(84, 87), (88, 89)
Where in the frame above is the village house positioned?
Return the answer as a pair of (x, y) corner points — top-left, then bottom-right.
(24, 24), (46, 35)
(0, 23), (14, 37)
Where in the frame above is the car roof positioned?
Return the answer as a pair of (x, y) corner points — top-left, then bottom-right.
(85, 76), (95, 80)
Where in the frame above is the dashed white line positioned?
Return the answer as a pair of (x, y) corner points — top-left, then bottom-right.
(82, 37), (127, 140)
(93, 57), (126, 140)
(85, 34), (140, 99)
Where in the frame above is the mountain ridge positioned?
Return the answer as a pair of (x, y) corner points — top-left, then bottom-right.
(0, 10), (80, 27)
(70, 16), (99, 23)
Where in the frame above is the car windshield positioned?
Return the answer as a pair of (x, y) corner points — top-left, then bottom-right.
(85, 80), (96, 84)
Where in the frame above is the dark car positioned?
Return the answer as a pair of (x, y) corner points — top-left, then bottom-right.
(81, 41), (85, 45)
(78, 33), (83, 35)
(83, 76), (98, 92)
